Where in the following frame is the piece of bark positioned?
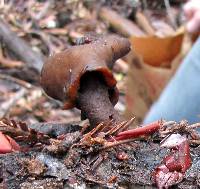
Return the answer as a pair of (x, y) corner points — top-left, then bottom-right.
(0, 18), (44, 73)
(99, 7), (146, 37)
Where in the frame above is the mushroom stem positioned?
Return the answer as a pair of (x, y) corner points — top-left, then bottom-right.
(77, 73), (123, 127)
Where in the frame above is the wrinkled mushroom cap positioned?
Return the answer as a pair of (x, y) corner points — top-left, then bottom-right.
(40, 35), (131, 109)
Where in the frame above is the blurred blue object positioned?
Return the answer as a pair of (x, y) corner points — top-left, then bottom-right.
(144, 37), (200, 125)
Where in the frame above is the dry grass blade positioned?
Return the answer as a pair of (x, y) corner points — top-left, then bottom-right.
(105, 120), (127, 135)
(105, 118), (135, 136)
(100, 137), (144, 150)
(90, 122), (105, 136)
(119, 117), (135, 132)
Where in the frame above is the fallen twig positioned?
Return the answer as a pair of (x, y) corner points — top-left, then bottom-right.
(0, 88), (26, 118)
(0, 18), (44, 73)
(0, 56), (23, 68)
(0, 73), (34, 89)
(99, 7), (146, 37)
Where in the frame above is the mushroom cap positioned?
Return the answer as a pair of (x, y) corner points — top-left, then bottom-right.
(40, 35), (131, 109)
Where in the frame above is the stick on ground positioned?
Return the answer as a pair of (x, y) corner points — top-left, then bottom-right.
(0, 18), (44, 73)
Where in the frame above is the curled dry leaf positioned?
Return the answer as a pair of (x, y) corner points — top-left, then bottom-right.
(129, 27), (184, 67)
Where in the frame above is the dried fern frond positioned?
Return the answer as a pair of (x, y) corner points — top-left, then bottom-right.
(0, 118), (50, 144)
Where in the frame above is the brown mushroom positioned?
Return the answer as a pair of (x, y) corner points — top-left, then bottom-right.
(40, 35), (131, 128)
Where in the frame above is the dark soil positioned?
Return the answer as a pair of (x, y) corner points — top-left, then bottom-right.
(1, 124), (200, 189)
